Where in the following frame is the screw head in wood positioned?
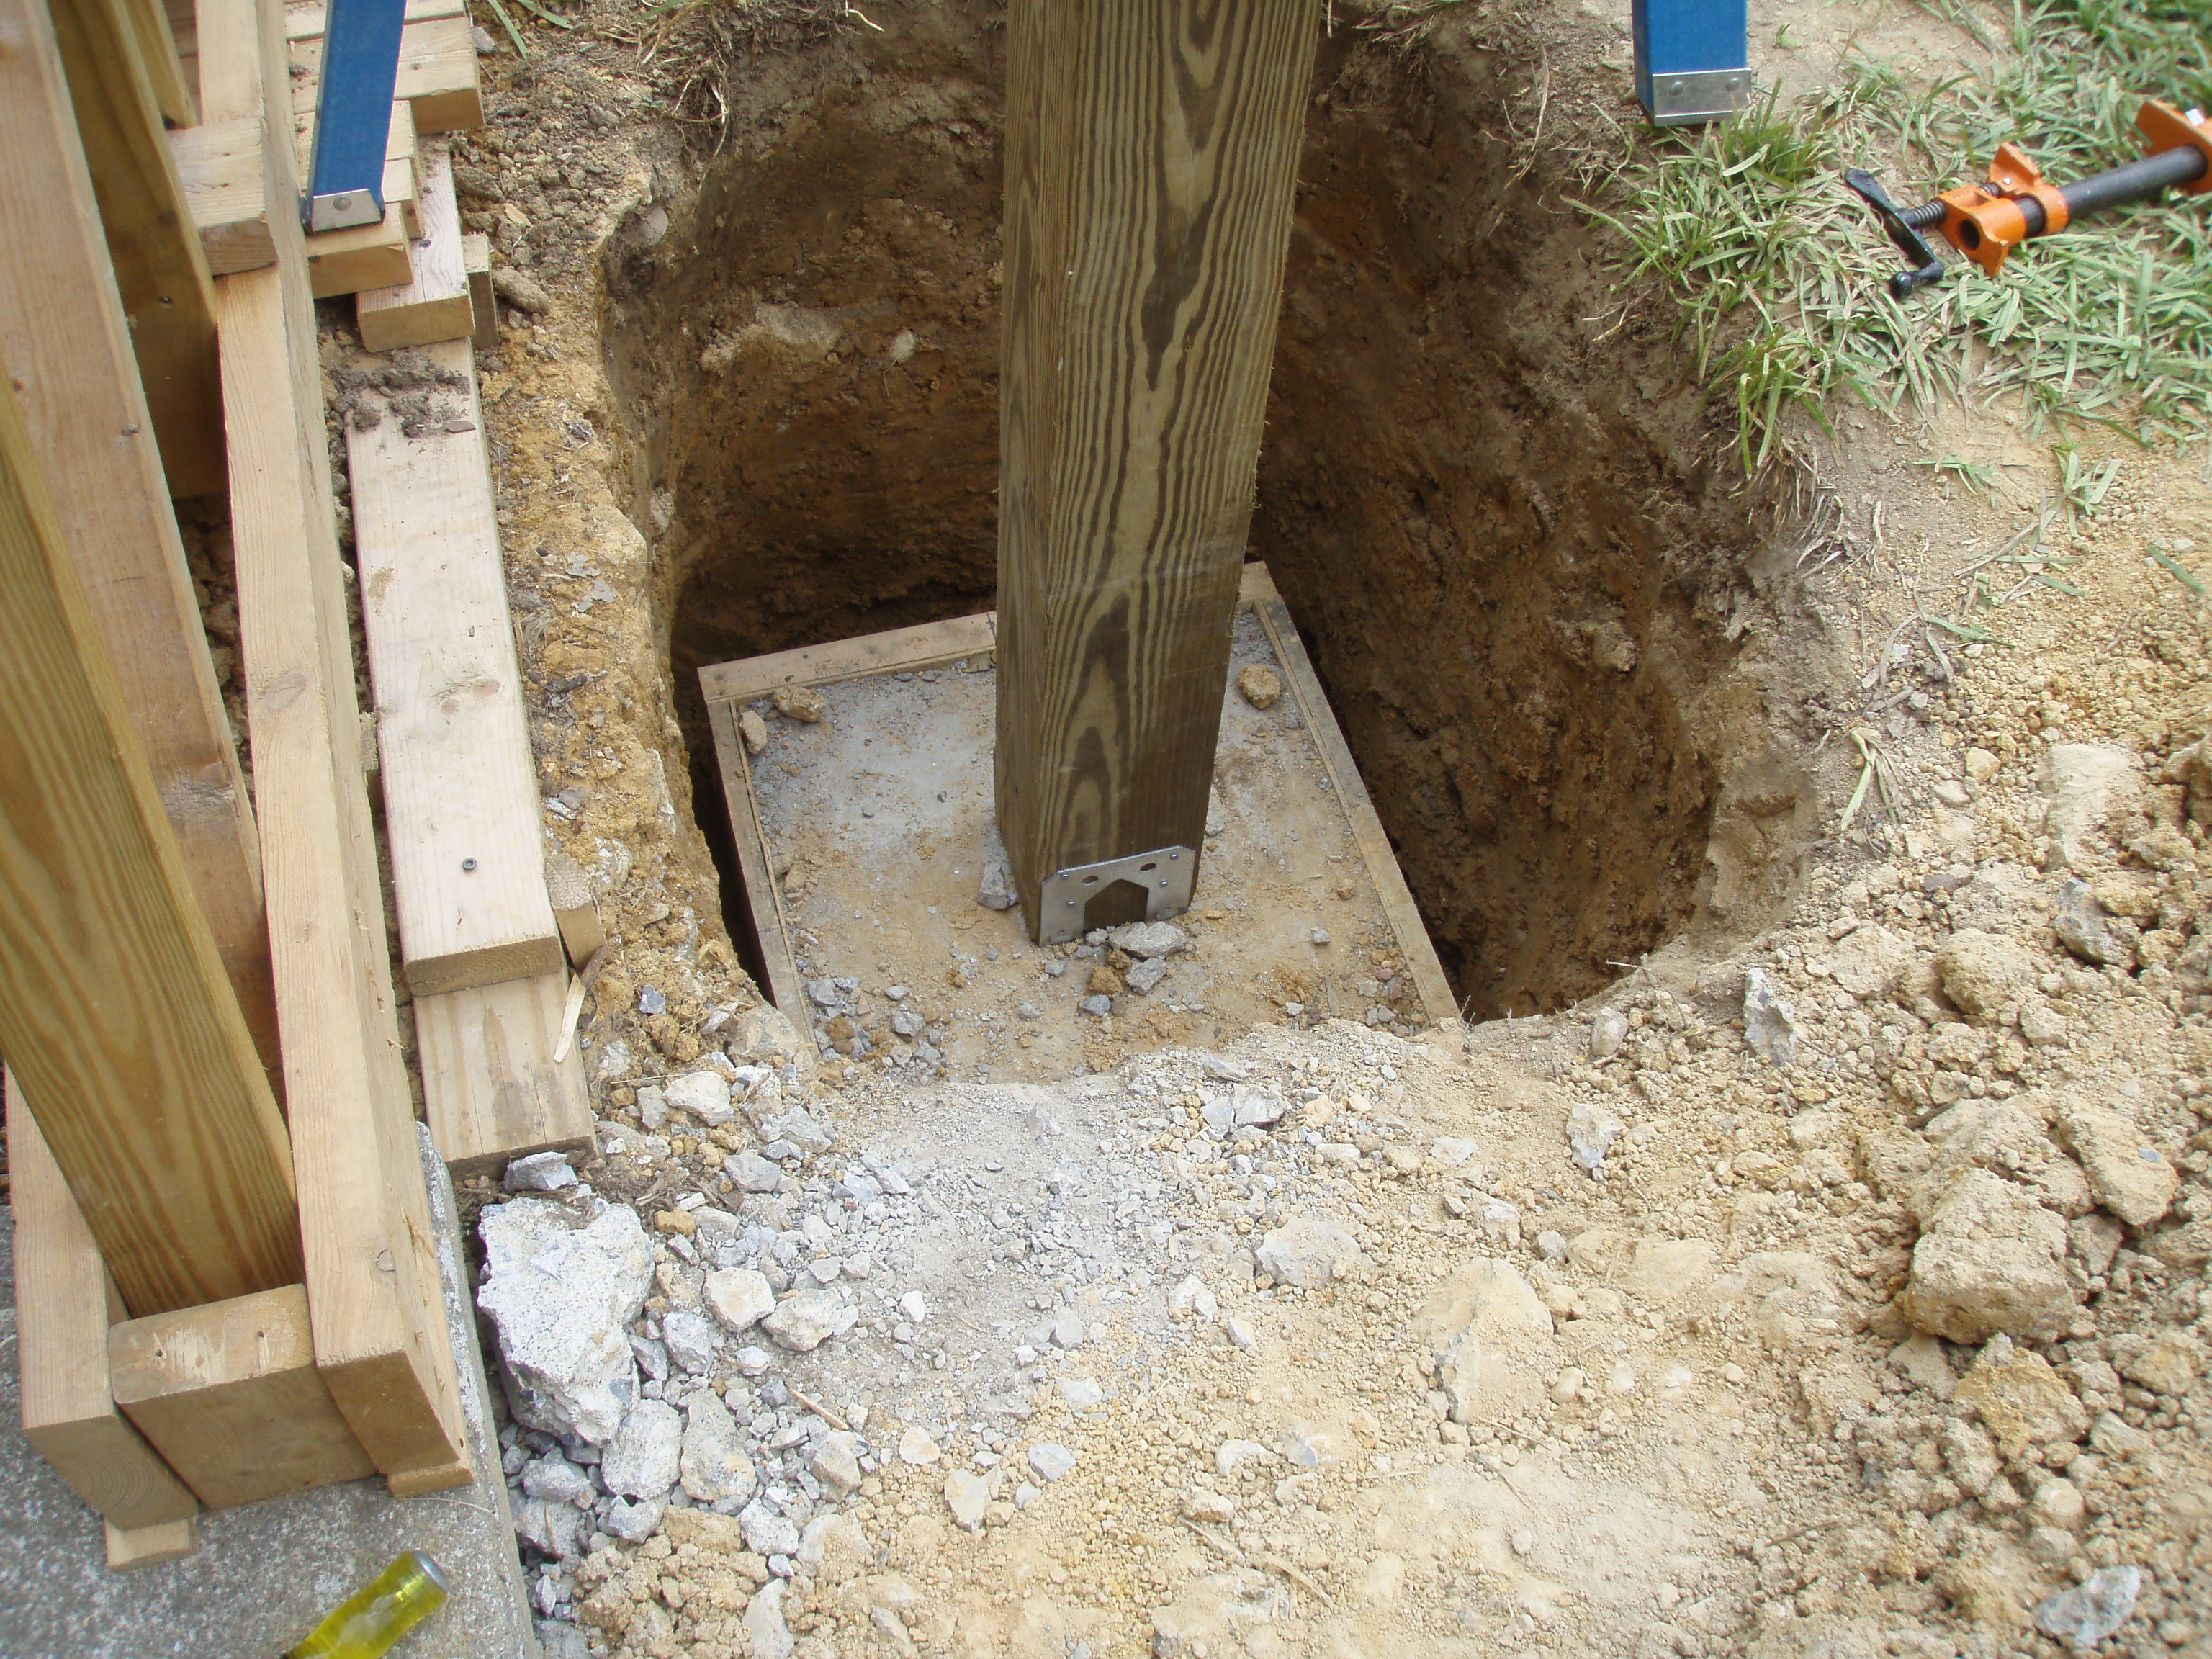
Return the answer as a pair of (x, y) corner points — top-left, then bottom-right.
(462, 858), (478, 872)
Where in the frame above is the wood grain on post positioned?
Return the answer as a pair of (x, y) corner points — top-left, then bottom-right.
(0, 0), (282, 1090)
(0, 356), (301, 1318)
(994, 0), (1319, 938)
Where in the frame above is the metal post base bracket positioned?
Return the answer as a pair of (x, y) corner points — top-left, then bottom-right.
(1037, 847), (1197, 946)
(303, 0), (407, 232)
(1632, 0), (1753, 127)
(1649, 68), (1754, 125)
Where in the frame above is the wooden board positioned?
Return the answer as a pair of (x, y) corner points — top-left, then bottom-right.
(706, 698), (808, 1020)
(358, 139), (472, 350)
(994, 0), (1317, 938)
(0, 0), (281, 1092)
(122, 0), (197, 125)
(8, 1079), (201, 1533)
(171, 112), (276, 274)
(349, 336), (564, 997)
(107, 1516), (199, 1569)
(110, 1285), (379, 1511)
(701, 612), (997, 706)
(284, 0), (466, 39)
(463, 230), (497, 351)
(0, 356), (301, 1319)
(1243, 566), (1457, 1025)
(289, 14), (482, 135)
(48, 0), (227, 500)
(414, 971), (595, 1177)
(208, 0), (469, 1488)
(308, 204), (414, 298)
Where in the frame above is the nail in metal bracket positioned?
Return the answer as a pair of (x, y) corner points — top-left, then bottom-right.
(1037, 845), (1197, 946)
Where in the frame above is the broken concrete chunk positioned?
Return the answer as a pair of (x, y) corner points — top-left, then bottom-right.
(738, 708), (768, 754)
(704, 1267), (775, 1333)
(2034, 1565), (2142, 1651)
(810, 1430), (864, 1495)
(477, 1199), (653, 1444)
(976, 822), (1018, 912)
(676, 1388), (756, 1504)
(1566, 1101), (1622, 1177)
(762, 1288), (856, 1352)
(2053, 879), (2127, 966)
(1900, 1170), (2075, 1343)
(660, 1308), (722, 1372)
(1126, 956), (1169, 994)
(727, 1002), (806, 1069)
(943, 1470), (990, 1531)
(772, 684), (827, 723)
(664, 1069), (735, 1127)
(1109, 920), (1190, 959)
(2056, 1102), (2178, 1226)
(1254, 1215), (1374, 1288)
(1411, 1257), (1555, 1426)
(601, 1398), (683, 1499)
(503, 1151), (577, 1192)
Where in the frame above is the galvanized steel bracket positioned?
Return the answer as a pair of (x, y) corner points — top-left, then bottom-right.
(1036, 845), (1197, 945)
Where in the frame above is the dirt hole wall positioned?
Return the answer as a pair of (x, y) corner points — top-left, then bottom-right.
(601, 9), (1816, 1022)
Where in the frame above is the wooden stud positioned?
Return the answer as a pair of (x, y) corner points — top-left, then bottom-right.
(0, 357), (301, 1318)
(289, 14), (481, 135)
(207, 0), (469, 1487)
(308, 204), (415, 297)
(358, 139), (472, 350)
(544, 852), (607, 968)
(106, 1516), (199, 1569)
(284, 0), (465, 40)
(121, 0), (197, 125)
(8, 1078), (201, 1534)
(0, 0), (281, 1089)
(109, 1285), (379, 1511)
(349, 336), (565, 997)
(170, 112), (277, 274)
(994, 0), (1318, 938)
(414, 972), (595, 1178)
(706, 699), (809, 1019)
(463, 230), (498, 351)
(165, 0), (197, 96)
(47, 0), (228, 499)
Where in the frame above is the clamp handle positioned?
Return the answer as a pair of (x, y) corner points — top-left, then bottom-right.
(1843, 168), (1946, 298)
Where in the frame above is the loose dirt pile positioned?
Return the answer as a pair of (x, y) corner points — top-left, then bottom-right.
(358, 1), (2212, 1656)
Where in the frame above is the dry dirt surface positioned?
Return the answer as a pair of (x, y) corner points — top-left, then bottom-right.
(361, 0), (2212, 1655)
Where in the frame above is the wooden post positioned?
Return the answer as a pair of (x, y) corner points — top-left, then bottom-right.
(0, 347), (301, 1318)
(0, 0), (282, 1090)
(994, 0), (1318, 941)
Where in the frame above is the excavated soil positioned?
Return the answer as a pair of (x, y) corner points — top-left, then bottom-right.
(600, 12), (1816, 1022)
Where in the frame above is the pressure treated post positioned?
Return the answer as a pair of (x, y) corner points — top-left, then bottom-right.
(0, 358), (302, 1318)
(994, 0), (1318, 943)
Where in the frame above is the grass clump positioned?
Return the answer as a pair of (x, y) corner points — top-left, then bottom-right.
(1583, 0), (2212, 472)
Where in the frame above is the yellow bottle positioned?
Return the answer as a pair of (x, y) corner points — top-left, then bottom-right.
(284, 1551), (450, 1659)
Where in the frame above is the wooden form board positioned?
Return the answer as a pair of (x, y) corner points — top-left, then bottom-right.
(414, 971), (595, 1177)
(8, 1080), (201, 1534)
(358, 138), (472, 350)
(48, 0), (228, 500)
(0, 356), (302, 1319)
(107, 1516), (200, 1569)
(0, 0), (282, 1096)
(699, 568), (1458, 1030)
(170, 113), (277, 274)
(349, 336), (565, 997)
(994, 0), (1318, 938)
(208, 0), (469, 1490)
(110, 1285), (379, 1511)
(289, 12), (482, 134)
(124, 0), (198, 125)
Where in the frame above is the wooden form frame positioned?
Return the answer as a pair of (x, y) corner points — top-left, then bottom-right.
(699, 565), (1460, 1030)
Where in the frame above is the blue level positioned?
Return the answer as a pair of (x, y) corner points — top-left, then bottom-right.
(302, 0), (407, 232)
(1632, 0), (1752, 126)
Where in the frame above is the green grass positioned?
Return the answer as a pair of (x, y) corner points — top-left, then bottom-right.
(1580, 0), (2212, 473)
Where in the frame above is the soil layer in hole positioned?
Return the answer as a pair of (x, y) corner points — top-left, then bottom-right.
(603, 12), (1809, 1022)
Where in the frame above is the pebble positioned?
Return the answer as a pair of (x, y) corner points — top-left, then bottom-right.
(664, 1071), (735, 1127)
(1027, 1442), (1078, 1483)
(1588, 1007), (1628, 1059)
(2035, 1565), (2142, 1650)
(503, 1151), (577, 1192)
(762, 1289), (857, 1352)
(1237, 664), (1282, 708)
(1511, 1529), (1534, 1556)
(732, 1344), (772, 1376)
(1059, 1377), (1105, 1411)
(703, 1269), (775, 1334)
(661, 1309), (722, 1372)
(1049, 1306), (1088, 1349)
(601, 1399), (683, 1499)
(899, 1426), (942, 1465)
(1079, 994), (1112, 1017)
(739, 1500), (801, 1559)
(725, 1151), (784, 1193)
(1108, 921), (1189, 959)
(772, 685), (827, 723)
(811, 1431), (864, 1495)
(1223, 1314), (1256, 1351)
(899, 1290), (930, 1323)
(943, 1470), (991, 1531)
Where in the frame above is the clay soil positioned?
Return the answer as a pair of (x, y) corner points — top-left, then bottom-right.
(397, 0), (2212, 1655)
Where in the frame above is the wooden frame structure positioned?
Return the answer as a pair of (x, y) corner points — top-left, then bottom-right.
(701, 564), (1459, 1031)
(0, 0), (583, 1570)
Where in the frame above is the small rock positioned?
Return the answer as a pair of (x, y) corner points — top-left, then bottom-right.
(492, 268), (551, 315)
(1109, 921), (1189, 959)
(976, 823), (1017, 912)
(743, 1579), (795, 1659)
(739, 709), (768, 755)
(1935, 929), (2036, 1020)
(521, 1455), (593, 1505)
(1933, 779), (1973, 809)
(1588, 1008), (1628, 1059)
(503, 1151), (576, 1192)
(1255, 1215), (1375, 1288)
(2034, 1565), (2142, 1652)
(772, 685), (826, 723)
(2027, 1478), (2087, 1531)
(1887, 1334), (1956, 1399)
(1058, 1376), (1104, 1410)
(704, 1269), (776, 1334)
(601, 1399), (683, 1499)
(661, 1309), (722, 1372)
(477, 1200), (654, 1445)
(725, 1151), (784, 1193)
(1511, 1528), (1534, 1556)
(1231, 1088), (1285, 1128)
(2019, 1001), (2068, 1046)
(2122, 1330), (2201, 1397)
(1049, 1306), (1087, 1349)
(1182, 1490), (1236, 1524)
(679, 1390), (757, 1505)
(1237, 664), (1282, 709)
(739, 1498), (801, 1558)
(899, 1426), (941, 1465)
(1026, 1442), (1077, 1483)
(665, 1071), (735, 1128)
(1169, 1275), (1218, 1322)
(1215, 1439), (1277, 1479)
(1743, 967), (1798, 1066)
(600, 1496), (662, 1545)
(1954, 1334), (2087, 1457)
(762, 1289), (855, 1352)
(811, 1431), (863, 1495)
(732, 1345), (772, 1376)
(1826, 923), (1915, 1003)
(1223, 1314), (1256, 1351)
(1566, 1101), (1623, 1177)
(943, 1470), (991, 1531)
(1126, 956), (1169, 994)
(2057, 1103), (2178, 1226)
(898, 1291), (929, 1323)
(2053, 879), (2126, 966)
(2041, 745), (2141, 871)
(1079, 994), (1111, 1017)
(1966, 747), (2001, 783)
